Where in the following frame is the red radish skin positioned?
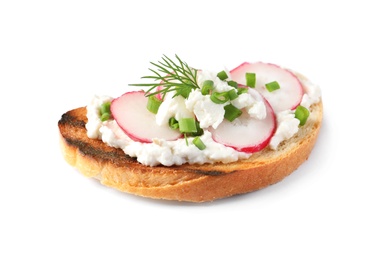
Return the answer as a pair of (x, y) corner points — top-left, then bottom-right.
(230, 62), (304, 112)
(156, 84), (164, 100)
(210, 92), (276, 153)
(110, 91), (182, 143)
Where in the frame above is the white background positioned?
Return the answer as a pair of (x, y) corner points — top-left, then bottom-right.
(1, 0), (389, 259)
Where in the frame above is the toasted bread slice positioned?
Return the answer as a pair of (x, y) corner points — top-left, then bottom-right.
(58, 99), (322, 202)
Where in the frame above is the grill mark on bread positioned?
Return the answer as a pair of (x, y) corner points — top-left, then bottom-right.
(59, 107), (229, 175)
(65, 138), (119, 159)
(58, 101), (322, 201)
(191, 169), (224, 176)
(58, 107), (139, 166)
(58, 111), (85, 128)
(64, 137), (137, 164)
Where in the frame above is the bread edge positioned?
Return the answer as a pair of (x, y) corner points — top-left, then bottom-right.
(59, 101), (323, 202)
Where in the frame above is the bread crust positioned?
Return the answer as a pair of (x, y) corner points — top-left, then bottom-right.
(58, 101), (322, 202)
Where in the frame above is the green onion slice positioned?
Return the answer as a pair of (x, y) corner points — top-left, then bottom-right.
(227, 80), (238, 88)
(188, 120), (204, 136)
(168, 117), (179, 130)
(100, 101), (111, 121)
(192, 136), (206, 150)
(176, 86), (192, 99)
(227, 89), (238, 100)
(147, 96), (162, 114)
(210, 91), (230, 104)
(178, 118), (198, 133)
(224, 104), (242, 122)
(265, 81), (280, 92)
(100, 101), (111, 115)
(100, 112), (111, 122)
(246, 72), (256, 88)
(295, 105), (310, 126)
(217, 70), (228, 81)
(237, 87), (248, 95)
(201, 80), (214, 95)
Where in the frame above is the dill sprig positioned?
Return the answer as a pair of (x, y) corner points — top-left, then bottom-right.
(128, 54), (200, 99)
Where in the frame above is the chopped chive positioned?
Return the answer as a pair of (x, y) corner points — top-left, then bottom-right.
(217, 70), (229, 81)
(210, 91), (230, 104)
(100, 101), (111, 115)
(178, 118), (198, 133)
(176, 85), (192, 99)
(227, 80), (238, 88)
(100, 112), (111, 122)
(224, 104), (242, 122)
(245, 72), (256, 88)
(237, 87), (248, 95)
(295, 105), (310, 126)
(100, 101), (111, 121)
(188, 120), (204, 137)
(147, 95), (162, 114)
(192, 136), (206, 150)
(265, 81), (280, 92)
(201, 80), (214, 95)
(168, 117), (179, 130)
(227, 89), (238, 100)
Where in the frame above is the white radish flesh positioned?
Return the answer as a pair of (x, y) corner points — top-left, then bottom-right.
(230, 62), (304, 113)
(210, 91), (276, 153)
(110, 91), (182, 142)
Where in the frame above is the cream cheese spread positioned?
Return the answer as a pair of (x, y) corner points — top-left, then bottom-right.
(86, 69), (321, 166)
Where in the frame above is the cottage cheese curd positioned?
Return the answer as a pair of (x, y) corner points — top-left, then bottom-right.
(269, 73), (322, 149)
(86, 69), (321, 166)
(87, 94), (251, 166)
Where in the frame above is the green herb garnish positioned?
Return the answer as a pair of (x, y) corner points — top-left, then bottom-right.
(201, 80), (214, 95)
(223, 104), (242, 122)
(128, 54), (200, 99)
(168, 117), (179, 130)
(227, 80), (238, 88)
(210, 91), (230, 104)
(146, 96), (162, 114)
(178, 118), (198, 133)
(265, 81), (280, 92)
(295, 105), (310, 126)
(217, 70), (229, 81)
(227, 89), (238, 100)
(246, 72), (256, 88)
(192, 136), (206, 150)
(100, 101), (111, 122)
(237, 87), (248, 95)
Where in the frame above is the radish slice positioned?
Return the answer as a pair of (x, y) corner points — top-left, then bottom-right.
(210, 91), (276, 153)
(230, 62), (304, 112)
(111, 91), (182, 142)
(156, 82), (166, 100)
